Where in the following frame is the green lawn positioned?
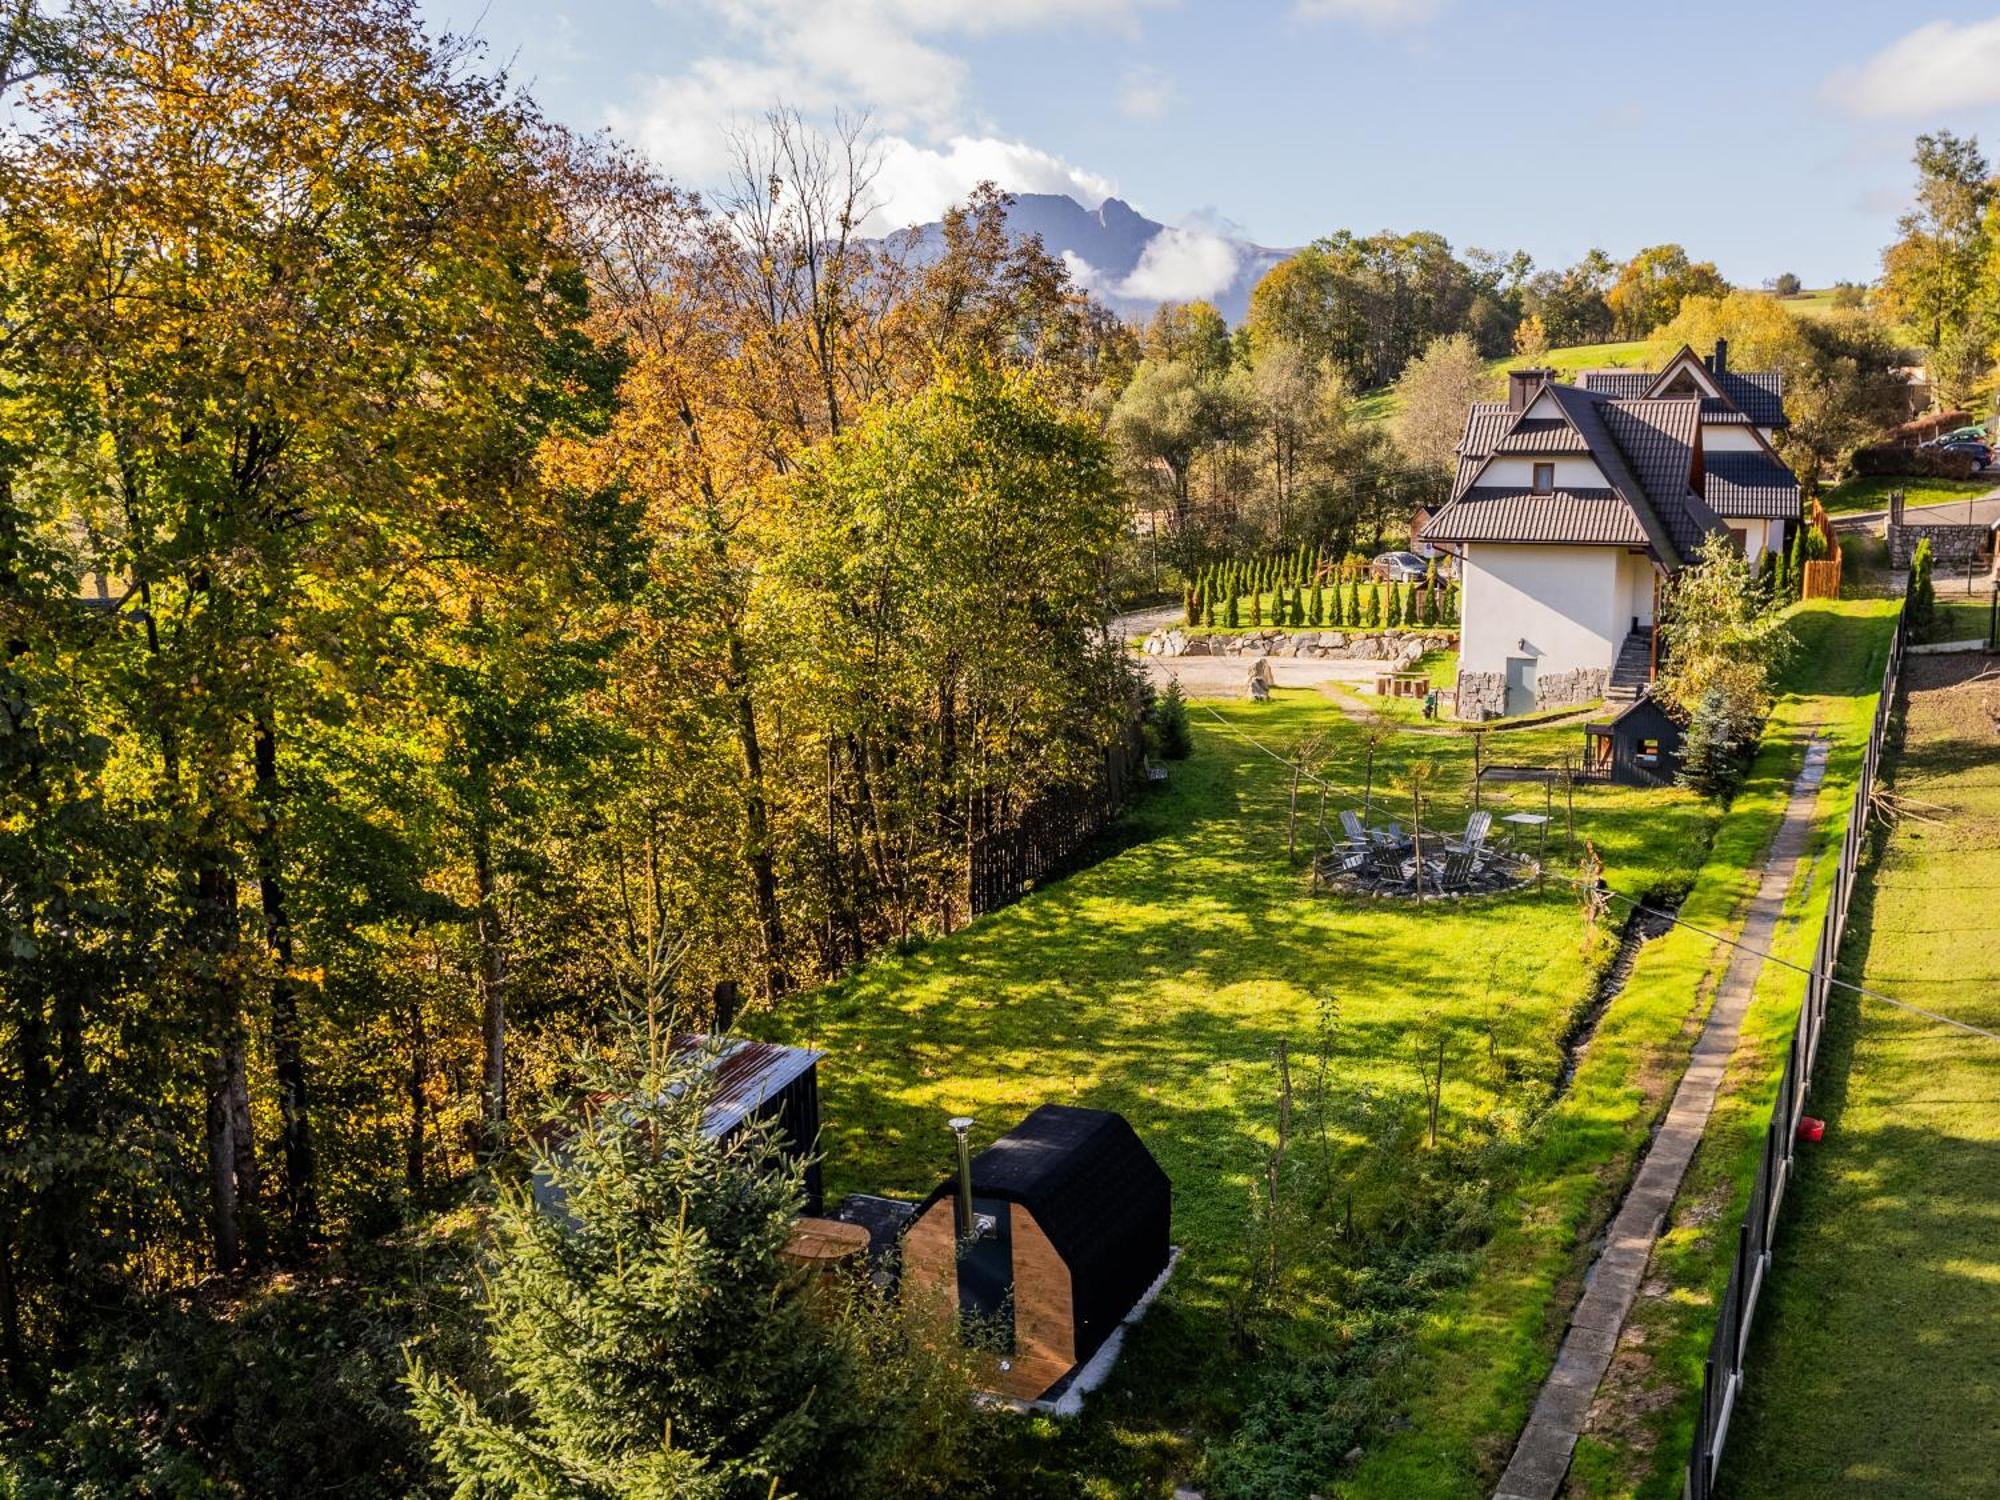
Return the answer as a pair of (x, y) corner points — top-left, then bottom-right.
(1557, 599), (1906, 1499)
(1714, 654), (2000, 1499)
(1360, 340), (1658, 424)
(760, 689), (1713, 1496)
(1820, 474), (1993, 518)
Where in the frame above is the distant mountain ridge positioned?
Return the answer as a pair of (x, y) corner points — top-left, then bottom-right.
(890, 192), (1294, 326)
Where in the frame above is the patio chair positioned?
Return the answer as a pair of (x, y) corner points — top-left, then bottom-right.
(1447, 810), (1492, 856)
(1368, 841), (1416, 888)
(1339, 809), (1369, 848)
(1434, 849), (1479, 893)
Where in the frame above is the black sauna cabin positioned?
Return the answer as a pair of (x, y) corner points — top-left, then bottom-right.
(1584, 694), (1685, 788)
(531, 1035), (824, 1218)
(903, 1105), (1171, 1402)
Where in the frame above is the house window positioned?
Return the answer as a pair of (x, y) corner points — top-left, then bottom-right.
(1728, 527), (1748, 556)
(1531, 462), (1555, 494)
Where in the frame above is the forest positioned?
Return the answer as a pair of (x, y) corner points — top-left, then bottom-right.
(0, 2), (1980, 1495)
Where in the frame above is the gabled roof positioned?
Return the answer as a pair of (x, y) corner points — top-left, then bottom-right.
(1577, 346), (1789, 430)
(1452, 401), (1513, 501)
(1703, 450), (1801, 520)
(1426, 377), (1723, 567)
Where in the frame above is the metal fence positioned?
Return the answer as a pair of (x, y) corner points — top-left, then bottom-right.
(966, 717), (1144, 917)
(1685, 598), (1907, 1500)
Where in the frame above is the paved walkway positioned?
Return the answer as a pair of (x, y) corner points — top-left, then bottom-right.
(1492, 735), (1831, 1500)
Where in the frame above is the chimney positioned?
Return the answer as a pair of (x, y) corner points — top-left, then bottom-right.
(1507, 367), (1554, 412)
(948, 1116), (976, 1239)
(1712, 337), (1728, 375)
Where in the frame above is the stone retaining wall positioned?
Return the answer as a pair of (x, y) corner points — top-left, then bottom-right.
(1143, 627), (1447, 664)
(1890, 521), (1992, 570)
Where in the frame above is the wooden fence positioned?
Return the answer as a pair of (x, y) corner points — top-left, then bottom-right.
(1798, 498), (1843, 600)
(1684, 592), (1907, 1499)
(966, 717), (1144, 917)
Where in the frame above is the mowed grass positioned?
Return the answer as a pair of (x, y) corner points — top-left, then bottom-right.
(1560, 599), (1906, 1499)
(761, 689), (1713, 1495)
(1714, 654), (2000, 1499)
(1820, 474), (1993, 518)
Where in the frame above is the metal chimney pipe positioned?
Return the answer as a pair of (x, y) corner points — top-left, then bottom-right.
(948, 1116), (976, 1238)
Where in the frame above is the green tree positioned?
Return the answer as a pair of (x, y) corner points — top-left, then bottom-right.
(1657, 534), (1795, 794)
(407, 1032), (984, 1499)
(1155, 678), (1194, 759)
(1879, 131), (1992, 350)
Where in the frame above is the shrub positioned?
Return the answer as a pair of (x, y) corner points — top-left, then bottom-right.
(1225, 592), (1239, 629)
(1185, 586), (1199, 627)
(1677, 683), (1758, 797)
(1310, 582), (1325, 626)
(1848, 444), (1978, 480)
(1154, 678), (1194, 759)
(1909, 536), (1936, 632)
(1249, 592), (1263, 627)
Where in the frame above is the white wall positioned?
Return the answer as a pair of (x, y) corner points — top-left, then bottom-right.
(1699, 424), (1762, 452)
(1460, 544), (1624, 678)
(1615, 549), (1656, 634)
(1480, 455), (1608, 487)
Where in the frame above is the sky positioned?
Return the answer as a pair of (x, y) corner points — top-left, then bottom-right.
(418, 0), (2000, 292)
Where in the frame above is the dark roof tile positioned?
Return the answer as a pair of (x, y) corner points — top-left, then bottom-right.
(1704, 450), (1801, 519)
(1420, 487), (1648, 545)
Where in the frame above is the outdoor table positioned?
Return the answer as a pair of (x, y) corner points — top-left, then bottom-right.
(1501, 812), (1550, 890)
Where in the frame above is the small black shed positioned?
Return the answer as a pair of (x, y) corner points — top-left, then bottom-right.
(1585, 694), (1685, 788)
(903, 1105), (1171, 1401)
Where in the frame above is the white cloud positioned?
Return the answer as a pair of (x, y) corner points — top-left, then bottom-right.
(1114, 226), (1242, 303)
(867, 135), (1117, 232)
(1118, 65), (1174, 121)
(624, 0), (1166, 182)
(1294, 0), (1442, 26)
(1827, 18), (2000, 117)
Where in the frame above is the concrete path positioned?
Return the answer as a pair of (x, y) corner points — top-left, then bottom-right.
(1492, 736), (1831, 1500)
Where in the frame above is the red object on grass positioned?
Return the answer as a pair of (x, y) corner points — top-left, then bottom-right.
(1796, 1116), (1825, 1143)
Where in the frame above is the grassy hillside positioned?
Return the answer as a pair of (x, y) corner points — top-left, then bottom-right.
(1361, 339), (1659, 425)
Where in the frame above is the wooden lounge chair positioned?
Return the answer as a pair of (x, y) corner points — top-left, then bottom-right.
(1339, 809), (1369, 848)
(1433, 848), (1479, 893)
(1447, 810), (1491, 855)
(1368, 841), (1416, 887)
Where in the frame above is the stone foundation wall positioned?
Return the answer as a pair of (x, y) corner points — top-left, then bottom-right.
(1456, 670), (1505, 719)
(1454, 665), (1607, 720)
(1891, 522), (1992, 570)
(1535, 666), (1608, 709)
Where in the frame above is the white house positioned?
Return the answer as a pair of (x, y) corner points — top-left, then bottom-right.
(1420, 341), (1796, 719)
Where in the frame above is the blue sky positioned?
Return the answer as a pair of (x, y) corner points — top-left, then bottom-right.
(420, 1), (2000, 293)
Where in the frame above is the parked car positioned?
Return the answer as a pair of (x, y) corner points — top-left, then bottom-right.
(1936, 439), (1993, 468)
(1371, 550), (1430, 583)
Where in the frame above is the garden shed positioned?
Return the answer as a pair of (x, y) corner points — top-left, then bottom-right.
(902, 1104), (1171, 1403)
(1584, 694), (1684, 788)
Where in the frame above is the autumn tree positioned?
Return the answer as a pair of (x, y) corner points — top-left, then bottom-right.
(1392, 333), (1489, 473)
(1606, 244), (1729, 338)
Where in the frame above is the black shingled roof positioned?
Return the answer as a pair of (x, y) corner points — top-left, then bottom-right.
(1427, 380), (1727, 565)
(1577, 358), (1789, 429)
(1703, 450), (1801, 520)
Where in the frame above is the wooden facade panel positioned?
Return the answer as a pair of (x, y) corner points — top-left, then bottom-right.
(1003, 1206), (1075, 1398)
(901, 1199), (960, 1344)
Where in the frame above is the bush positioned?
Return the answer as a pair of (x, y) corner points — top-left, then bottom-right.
(1676, 684), (1758, 797)
(1909, 536), (1936, 632)
(1848, 444), (1979, 480)
(1154, 678), (1194, 759)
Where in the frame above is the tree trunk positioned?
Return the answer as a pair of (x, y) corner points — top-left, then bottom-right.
(406, 998), (427, 1195)
(720, 617), (788, 1000)
(198, 857), (260, 1270)
(252, 717), (317, 1245)
(472, 819), (507, 1153)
